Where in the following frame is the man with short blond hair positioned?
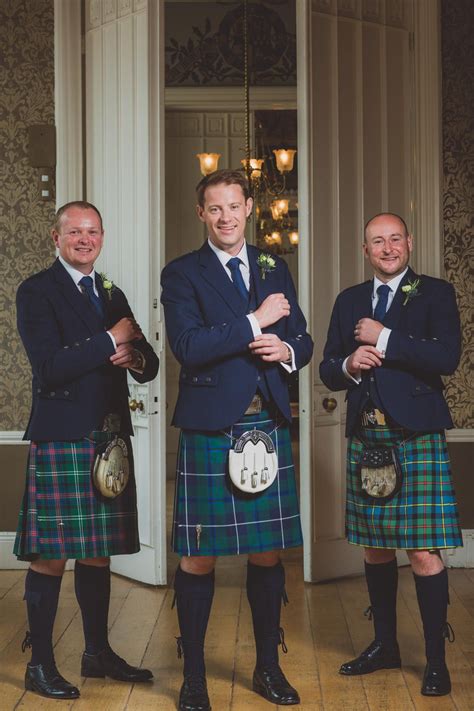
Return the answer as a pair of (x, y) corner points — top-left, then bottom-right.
(14, 201), (159, 699)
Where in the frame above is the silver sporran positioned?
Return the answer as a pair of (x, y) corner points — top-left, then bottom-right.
(228, 429), (278, 494)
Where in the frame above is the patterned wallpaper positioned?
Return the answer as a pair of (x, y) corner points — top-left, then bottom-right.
(0, 0), (55, 431)
(165, 1), (296, 86)
(441, 0), (474, 429)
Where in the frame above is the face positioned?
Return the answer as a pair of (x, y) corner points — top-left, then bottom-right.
(363, 215), (413, 282)
(52, 207), (104, 274)
(196, 182), (253, 255)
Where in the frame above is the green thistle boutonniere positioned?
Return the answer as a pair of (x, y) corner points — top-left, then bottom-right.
(401, 278), (420, 306)
(99, 272), (115, 300)
(257, 253), (276, 280)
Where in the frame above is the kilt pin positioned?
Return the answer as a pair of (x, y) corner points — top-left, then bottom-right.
(320, 260), (463, 697)
(161, 237), (313, 709)
(15, 252), (159, 699)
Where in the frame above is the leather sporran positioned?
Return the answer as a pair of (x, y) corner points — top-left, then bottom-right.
(92, 436), (130, 499)
(359, 446), (402, 501)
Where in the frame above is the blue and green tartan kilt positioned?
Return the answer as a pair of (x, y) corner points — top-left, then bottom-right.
(346, 424), (462, 550)
(172, 408), (303, 556)
(14, 432), (140, 561)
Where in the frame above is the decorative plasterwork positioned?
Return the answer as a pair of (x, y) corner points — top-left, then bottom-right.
(86, 0), (147, 29)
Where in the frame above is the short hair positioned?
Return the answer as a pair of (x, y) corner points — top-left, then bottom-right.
(196, 169), (251, 208)
(364, 212), (409, 241)
(54, 201), (104, 232)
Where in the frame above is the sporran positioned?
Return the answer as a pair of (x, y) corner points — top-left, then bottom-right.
(92, 436), (130, 499)
(358, 445), (402, 501)
(228, 429), (278, 494)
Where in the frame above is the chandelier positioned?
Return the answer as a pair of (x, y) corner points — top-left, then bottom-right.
(196, 0), (298, 254)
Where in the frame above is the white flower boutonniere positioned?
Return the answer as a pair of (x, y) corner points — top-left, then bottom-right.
(401, 278), (420, 306)
(257, 253), (276, 280)
(100, 272), (115, 301)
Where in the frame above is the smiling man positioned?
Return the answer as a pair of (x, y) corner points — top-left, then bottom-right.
(14, 201), (159, 699)
(161, 170), (313, 710)
(319, 213), (463, 697)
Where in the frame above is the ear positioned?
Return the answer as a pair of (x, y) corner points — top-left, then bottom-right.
(196, 204), (205, 223)
(245, 197), (253, 218)
(362, 241), (369, 259)
(51, 229), (60, 248)
(407, 234), (414, 253)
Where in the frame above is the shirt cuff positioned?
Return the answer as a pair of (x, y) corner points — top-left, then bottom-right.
(343, 356), (361, 384)
(107, 331), (117, 350)
(280, 342), (296, 373)
(247, 313), (262, 338)
(376, 327), (391, 356)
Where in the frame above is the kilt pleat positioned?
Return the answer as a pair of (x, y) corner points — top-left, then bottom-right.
(14, 433), (140, 560)
(346, 425), (462, 550)
(172, 409), (303, 556)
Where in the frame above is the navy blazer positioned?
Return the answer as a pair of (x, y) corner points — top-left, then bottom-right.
(161, 242), (313, 430)
(319, 267), (461, 435)
(17, 259), (159, 441)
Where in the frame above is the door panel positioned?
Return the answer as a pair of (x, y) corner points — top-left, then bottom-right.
(85, 0), (166, 584)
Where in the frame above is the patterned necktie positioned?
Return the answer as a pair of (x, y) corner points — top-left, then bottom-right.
(373, 283), (391, 322)
(226, 257), (249, 302)
(79, 275), (105, 320)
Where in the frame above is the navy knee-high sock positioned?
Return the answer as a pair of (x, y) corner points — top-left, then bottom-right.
(74, 562), (110, 654)
(414, 568), (451, 664)
(174, 566), (215, 678)
(24, 568), (62, 667)
(246, 560), (288, 669)
(365, 559), (399, 647)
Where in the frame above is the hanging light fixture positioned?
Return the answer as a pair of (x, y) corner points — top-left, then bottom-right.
(196, 152), (221, 176)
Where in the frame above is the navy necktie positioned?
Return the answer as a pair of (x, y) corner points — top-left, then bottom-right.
(226, 257), (249, 303)
(79, 275), (105, 320)
(373, 284), (391, 322)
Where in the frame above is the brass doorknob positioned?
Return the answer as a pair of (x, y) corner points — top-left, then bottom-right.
(129, 399), (144, 412)
(322, 397), (337, 412)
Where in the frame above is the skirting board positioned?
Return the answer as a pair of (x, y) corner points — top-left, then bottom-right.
(0, 533), (74, 570)
(443, 530), (474, 568)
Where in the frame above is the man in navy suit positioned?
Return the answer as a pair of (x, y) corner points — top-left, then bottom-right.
(161, 170), (313, 710)
(14, 201), (159, 699)
(319, 213), (462, 696)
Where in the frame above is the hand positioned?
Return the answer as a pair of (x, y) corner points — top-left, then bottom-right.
(109, 317), (142, 345)
(253, 293), (290, 329)
(110, 343), (142, 368)
(354, 317), (384, 346)
(347, 345), (384, 374)
(249, 334), (289, 362)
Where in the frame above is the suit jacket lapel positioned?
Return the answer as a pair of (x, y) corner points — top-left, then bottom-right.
(353, 280), (373, 325)
(247, 245), (274, 306)
(96, 273), (113, 328)
(383, 266), (418, 329)
(198, 242), (248, 316)
(51, 259), (104, 332)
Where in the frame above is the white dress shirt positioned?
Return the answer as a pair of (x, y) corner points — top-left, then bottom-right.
(207, 239), (296, 372)
(343, 267), (408, 384)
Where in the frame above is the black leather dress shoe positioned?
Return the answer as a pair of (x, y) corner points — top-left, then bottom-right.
(339, 640), (401, 675)
(178, 674), (211, 711)
(81, 646), (153, 682)
(252, 666), (300, 705)
(25, 662), (80, 699)
(421, 661), (451, 696)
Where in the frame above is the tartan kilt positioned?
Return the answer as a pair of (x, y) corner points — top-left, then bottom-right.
(172, 408), (303, 556)
(14, 432), (140, 561)
(346, 424), (462, 550)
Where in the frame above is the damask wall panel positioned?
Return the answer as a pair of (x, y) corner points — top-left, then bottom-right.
(441, 0), (474, 430)
(0, 0), (55, 432)
(165, 1), (296, 86)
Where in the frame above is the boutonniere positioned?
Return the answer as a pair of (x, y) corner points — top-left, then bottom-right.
(257, 253), (276, 280)
(401, 278), (421, 305)
(99, 272), (115, 301)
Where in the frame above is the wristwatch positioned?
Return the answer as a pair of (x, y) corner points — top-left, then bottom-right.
(131, 349), (146, 371)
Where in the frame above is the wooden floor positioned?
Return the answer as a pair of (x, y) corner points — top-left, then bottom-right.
(0, 555), (473, 710)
